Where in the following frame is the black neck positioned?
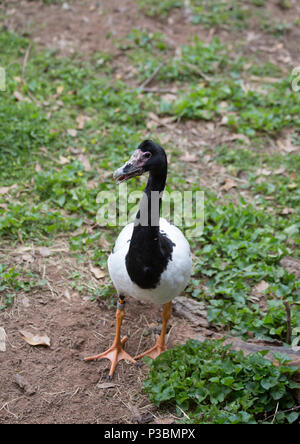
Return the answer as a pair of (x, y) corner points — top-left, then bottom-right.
(126, 156), (176, 290)
(133, 166), (167, 236)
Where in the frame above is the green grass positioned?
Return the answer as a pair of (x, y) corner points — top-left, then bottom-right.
(214, 144), (300, 209)
(185, 190), (300, 342)
(137, 0), (182, 17)
(168, 78), (300, 136)
(0, 31), (148, 241)
(0, 29), (299, 337)
(0, 263), (46, 309)
(0, 22), (299, 423)
(137, 0), (293, 35)
(143, 338), (300, 424)
(122, 34), (300, 137)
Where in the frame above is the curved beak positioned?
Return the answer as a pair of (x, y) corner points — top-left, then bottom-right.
(113, 149), (144, 184)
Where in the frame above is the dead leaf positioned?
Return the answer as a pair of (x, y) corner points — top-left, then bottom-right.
(153, 417), (175, 425)
(77, 154), (91, 171)
(160, 116), (176, 125)
(35, 163), (42, 173)
(220, 178), (237, 192)
(90, 265), (105, 279)
(274, 167), (286, 175)
(161, 93), (177, 102)
(146, 119), (158, 130)
(67, 129), (77, 138)
(277, 136), (298, 153)
(64, 289), (71, 300)
(38, 246), (51, 257)
(14, 374), (27, 390)
(87, 180), (98, 189)
(254, 280), (269, 293)
(19, 330), (51, 347)
(146, 112), (175, 130)
(281, 207), (294, 215)
(280, 256), (300, 278)
(179, 152), (198, 163)
(160, 134), (171, 145)
(58, 155), (70, 165)
(56, 85), (64, 95)
(147, 112), (159, 122)
(256, 168), (272, 176)
(76, 114), (88, 130)
(14, 91), (29, 102)
(0, 184), (18, 195)
(99, 234), (110, 250)
(50, 128), (60, 134)
(21, 296), (30, 307)
(15, 246), (31, 255)
(97, 382), (116, 389)
(220, 115), (228, 125)
(68, 146), (81, 154)
(22, 253), (34, 263)
(206, 123), (215, 132)
(226, 134), (251, 145)
(0, 327), (7, 352)
(14, 374), (36, 395)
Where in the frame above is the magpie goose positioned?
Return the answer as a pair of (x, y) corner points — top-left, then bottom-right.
(85, 140), (192, 379)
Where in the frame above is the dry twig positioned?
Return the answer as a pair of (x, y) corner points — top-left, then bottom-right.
(138, 62), (164, 91)
(283, 301), (292, 345)
(22, 44), (32, 83)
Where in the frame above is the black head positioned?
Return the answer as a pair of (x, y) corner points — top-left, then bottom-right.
(113, 140), (167, 184)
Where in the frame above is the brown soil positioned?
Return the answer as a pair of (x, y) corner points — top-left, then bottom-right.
(0, 0), (299, 425)
(0, 243), (195, 424)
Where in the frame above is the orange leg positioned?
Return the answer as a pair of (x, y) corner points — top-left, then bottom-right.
(84, 298), (137, 380)
(135, 301), (172, 360)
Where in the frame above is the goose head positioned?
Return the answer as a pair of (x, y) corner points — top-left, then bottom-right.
(113, 140), (167, 184)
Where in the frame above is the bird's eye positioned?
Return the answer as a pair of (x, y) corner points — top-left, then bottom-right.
(144, 152), (152, 159)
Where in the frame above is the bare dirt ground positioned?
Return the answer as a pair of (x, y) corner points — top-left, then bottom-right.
(0, 240), (196, 424)
(0, 0), (299, 424)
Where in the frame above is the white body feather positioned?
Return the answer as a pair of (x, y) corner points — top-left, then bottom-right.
(108, 218), (192, 305)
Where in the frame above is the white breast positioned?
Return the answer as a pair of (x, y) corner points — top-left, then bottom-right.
(108, 219), (192, 305)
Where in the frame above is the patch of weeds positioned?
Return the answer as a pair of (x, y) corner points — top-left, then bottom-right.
(121, 29), (169, 52)
(190, 0), (251, 29)
(166, 77), (300, 137)
(251, 0), (266, 6)
(214, 145), (258, 172)
(131, 37), (298, 137)
(69, 230), (110, 270)
(39, 0), (63, 4)
(0, 264), (45, 309)
(137, 0), (182, 17)
(0, 202), (82, 239)
(0, 264), (19, 309)
(253, 173), (300, 209)
(189, 196), (300, 341)
(0, 31), (149, 241)
(164, 37), (231, 82)
(143, 338), (300, 424)
(128, 36), (234, 85)
(137, 0), (293, 36)
(34, 161), (98, 215)
(214, 146), (300, 210)
(247, 62), (283, 78)
(89, 282), (115, 307)
(260, 19), (292, 37)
